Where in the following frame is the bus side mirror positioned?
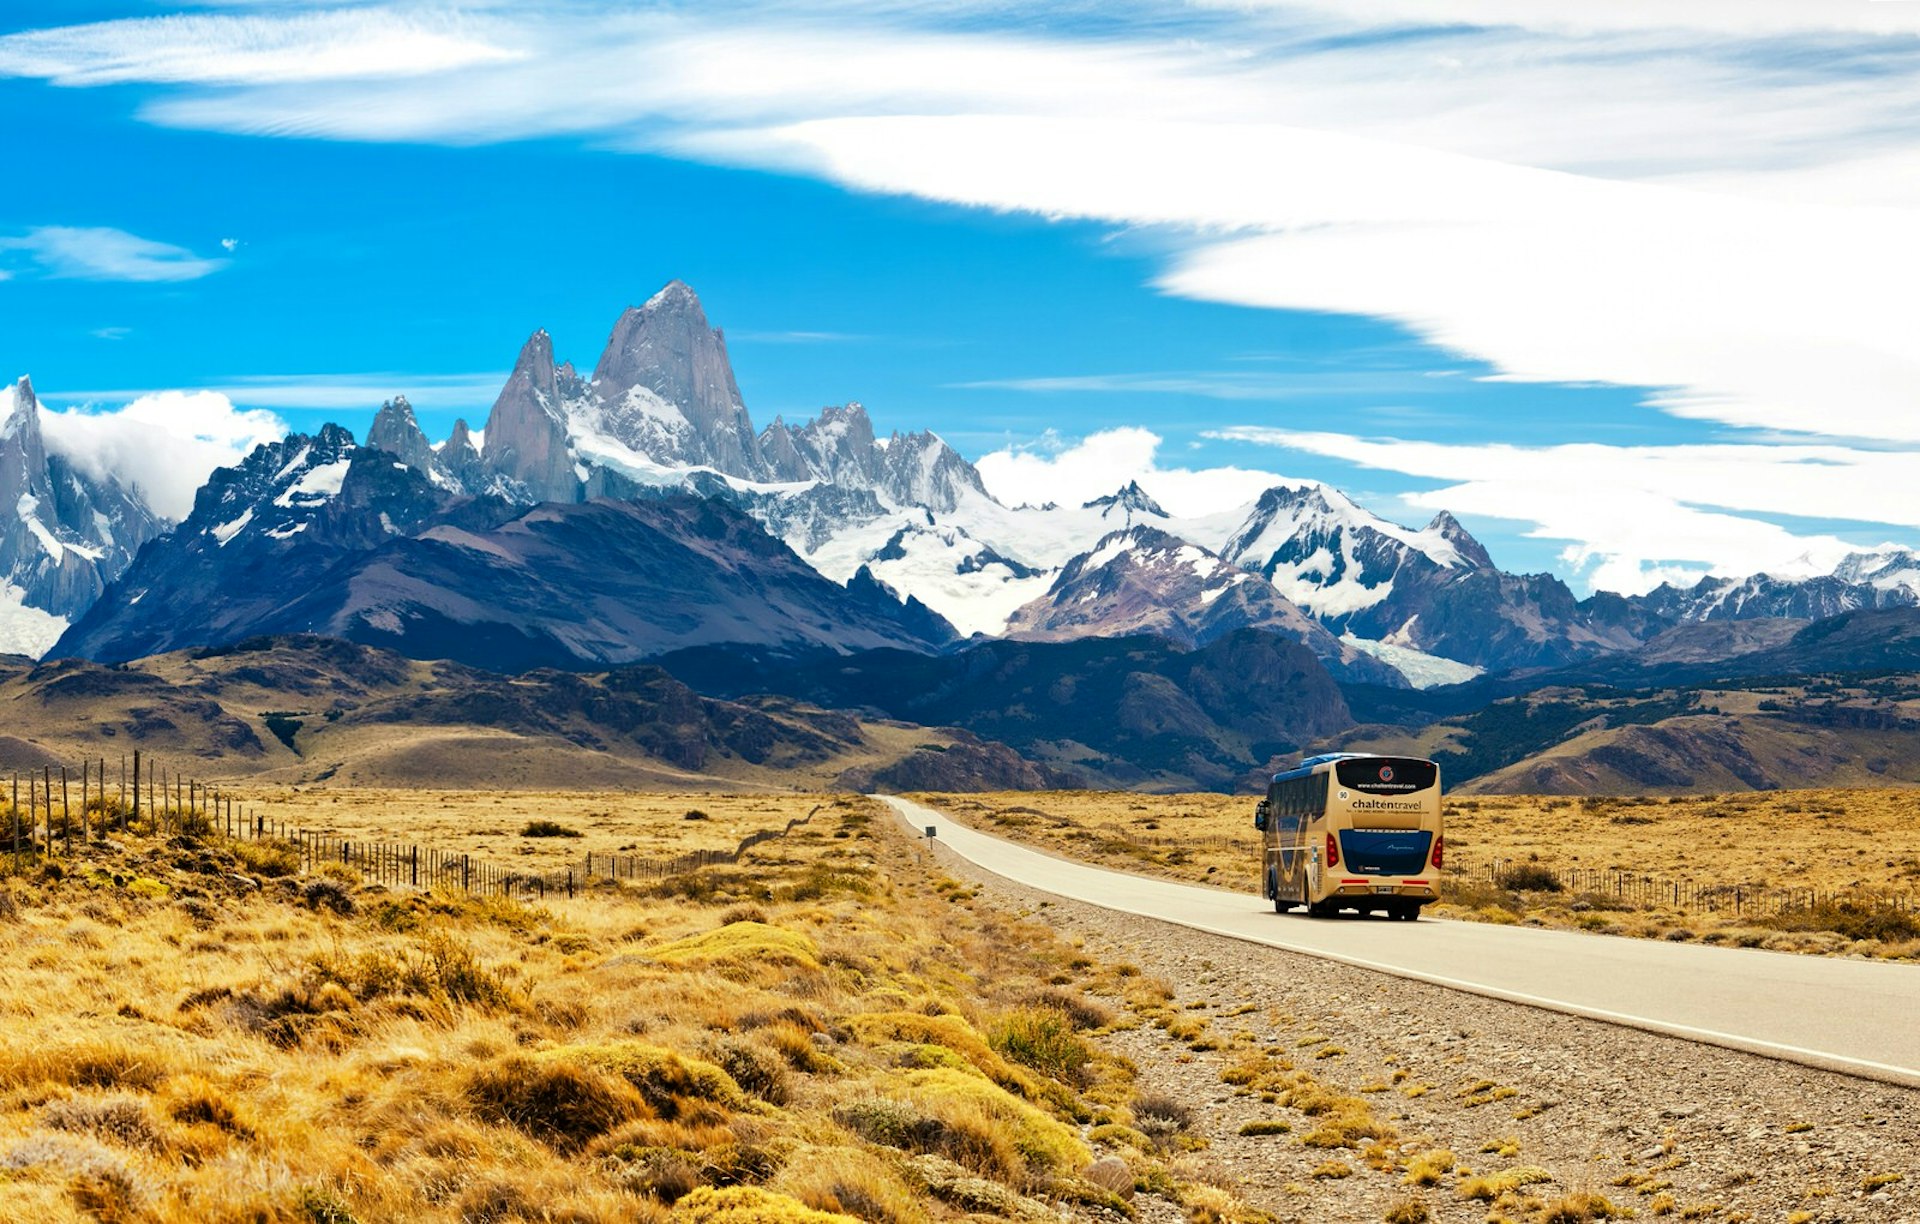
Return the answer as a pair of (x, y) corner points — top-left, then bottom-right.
(1253, 802), (1268, 832)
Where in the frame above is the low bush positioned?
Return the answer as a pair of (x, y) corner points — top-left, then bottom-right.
(706, 1037), (791, 1106)
(1131, 1092), (1192, 1138)
(465, 1055), (647, 1151)
(1033, 986), (1114, 1031)
(521, 820), (582, 838)
(1759, 901), (1920, 943)
(231, 838), (302, 878)
(1497, 864), (1564, 893)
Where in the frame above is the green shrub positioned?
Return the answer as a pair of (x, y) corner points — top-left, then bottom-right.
(989, 1007), (1090, 1083)
(520, 820), (582, 838)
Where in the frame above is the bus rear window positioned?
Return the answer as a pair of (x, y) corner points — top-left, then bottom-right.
(1336, 758), (1437, 795)
(1338, 830), (1433, 876)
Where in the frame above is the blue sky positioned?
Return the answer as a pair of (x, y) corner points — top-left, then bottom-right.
(6, 1), (1920, 594)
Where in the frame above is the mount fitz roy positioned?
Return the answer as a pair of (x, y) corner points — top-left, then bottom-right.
(12, 280), (1920, 684)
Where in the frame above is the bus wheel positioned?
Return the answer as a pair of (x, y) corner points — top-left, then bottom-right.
(1396, 902), (1419, 922)
(1269, 869), (1285, 913)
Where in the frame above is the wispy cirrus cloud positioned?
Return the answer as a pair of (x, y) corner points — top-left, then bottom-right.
(0, 8), (518, 86)
(955, 369), (1452, 401)
(46, 371), (509, 413)
(2, 3), (1915, 444)
(0, 226), (228, 282)
(727, 329), (870, 344)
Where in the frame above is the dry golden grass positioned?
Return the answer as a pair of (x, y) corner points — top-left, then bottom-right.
(0, 794), (1269, 1223)
(222, 788), (823, 873)
(920, 788), (1920, 959)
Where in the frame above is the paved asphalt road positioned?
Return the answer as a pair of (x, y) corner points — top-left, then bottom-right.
(879, 795), (1920, 1088)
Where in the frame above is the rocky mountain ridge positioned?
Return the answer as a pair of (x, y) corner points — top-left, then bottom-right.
(53, 422), (954, 668)
(18, 280), (1920, 684)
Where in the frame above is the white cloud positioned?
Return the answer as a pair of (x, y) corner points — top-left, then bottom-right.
(711, 113), (1920, 445)
(0, 9), (519, 86)
(1246, 0), (1920, 37)
(976, 426), (1296, 517)
(41, 391), (288, 520)
(1214, 426), (1920, 594)
(0, 226), (227, 282)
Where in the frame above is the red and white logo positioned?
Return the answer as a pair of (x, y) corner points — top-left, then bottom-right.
(1378, 765), (1395, 782)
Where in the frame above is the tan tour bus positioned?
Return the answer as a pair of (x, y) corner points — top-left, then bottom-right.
(1254, 753), (1443, 921)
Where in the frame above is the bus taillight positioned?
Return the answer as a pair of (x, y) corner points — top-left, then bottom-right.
(1431, 835), (1444, 870)
(1326, 833), (1340, 869)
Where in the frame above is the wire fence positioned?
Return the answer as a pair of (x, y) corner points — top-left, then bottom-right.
(1452, 858), (1917, 919)
(3, 750), (817, 900)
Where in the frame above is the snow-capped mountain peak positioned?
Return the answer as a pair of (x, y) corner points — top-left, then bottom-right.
(1083, 480), (1169, 525)
(1217, 483), (1478, 620)
(197, 423), (360, 548)
(1005, 523), (1406, 685)
(1425, 510), (1494, 570)
(1833, 548), (1920, 594)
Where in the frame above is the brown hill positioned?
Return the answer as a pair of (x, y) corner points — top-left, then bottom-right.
(0, 635), (1040, 791)
(1463, 710), (1920, 795)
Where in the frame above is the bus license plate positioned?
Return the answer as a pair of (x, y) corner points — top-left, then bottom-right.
(1373, 884), (1396, 893)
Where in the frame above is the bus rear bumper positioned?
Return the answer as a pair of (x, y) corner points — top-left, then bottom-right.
(1333, 879), (1437, 904)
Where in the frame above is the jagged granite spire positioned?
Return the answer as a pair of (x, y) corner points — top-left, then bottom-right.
(482, 329), (581, 504)
(1, 376), (166, 640)
(366, 395), (439, 474)
(591, 280), (769, 479)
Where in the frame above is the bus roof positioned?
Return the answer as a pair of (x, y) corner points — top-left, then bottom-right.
(1269, 751), (1437, 784)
